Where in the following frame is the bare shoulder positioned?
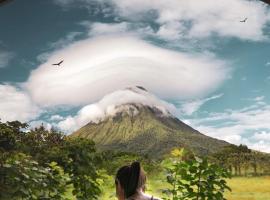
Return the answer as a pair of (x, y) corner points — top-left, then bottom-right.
(148, 195), (162, 200)
(139, 192), (162, 200)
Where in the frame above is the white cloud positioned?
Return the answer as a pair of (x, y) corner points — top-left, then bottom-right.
(155, 22), (186, 41)
(195, 126), (270, 153)
(189, 101), (270, 153)
(80, 21), (156, 40)
(253, 96), (265, 102)
(57, 87), (175, 133)
(0, 84), (41, 122)
(0, 50), (14, 68)
(83, 22), (129, 36)
(180, 93), (223, 115)
(246, 140), (270, 154)
(26, 35), (229, 107)
(252, 131), (270, 142)
(266, 61), (270, 66)
(49, 114), (64, 121)
(55, 0), (270, 41)
(114, 0), (270, 41)
(243, 95), (265, 105)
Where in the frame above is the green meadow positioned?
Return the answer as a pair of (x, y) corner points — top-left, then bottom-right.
(225, 177), (270, 200)
(99, 176), (270, 200)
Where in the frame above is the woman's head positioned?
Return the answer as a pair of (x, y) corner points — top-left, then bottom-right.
(115, 161), (146, 199)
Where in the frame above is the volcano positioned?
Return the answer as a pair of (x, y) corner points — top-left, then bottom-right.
(71, 86), (229, 158)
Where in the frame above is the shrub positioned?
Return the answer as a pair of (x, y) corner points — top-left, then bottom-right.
(163, 149), (231, 200)
(0, 153), (70, 200)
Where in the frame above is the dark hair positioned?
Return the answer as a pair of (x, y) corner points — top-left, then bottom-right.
(115, 161), (146, 198)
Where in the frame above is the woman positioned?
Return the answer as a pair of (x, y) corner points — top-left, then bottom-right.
(115, 161), (160, 200)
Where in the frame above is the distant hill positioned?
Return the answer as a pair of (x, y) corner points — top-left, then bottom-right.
(71, 87), (230, 158)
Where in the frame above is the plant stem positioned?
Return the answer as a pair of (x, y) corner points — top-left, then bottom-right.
(197, 168), (201, 200)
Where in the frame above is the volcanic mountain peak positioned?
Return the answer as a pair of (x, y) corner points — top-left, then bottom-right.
(81, 86), (175, 124)
(107, 102), (172, 120)
(71, 86), (229, 157)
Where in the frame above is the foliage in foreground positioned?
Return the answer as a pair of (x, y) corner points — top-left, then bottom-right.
(0, 153), (69, 200)
(163, 149), (231, 200)
(0, 120), (102, 200)
(0, 120), (237, 200)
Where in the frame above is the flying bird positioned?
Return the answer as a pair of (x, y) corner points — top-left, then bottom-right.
(52, 60), (64, 66)
(240, 18), (248, 23)
(136, 86), (147, 91)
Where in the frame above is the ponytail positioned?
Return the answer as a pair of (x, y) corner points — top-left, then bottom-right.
(125, 162), (140, 197)
(115, 161), (146, 198)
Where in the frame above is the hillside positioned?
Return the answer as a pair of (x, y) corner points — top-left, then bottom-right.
(71, 87), (229, 157)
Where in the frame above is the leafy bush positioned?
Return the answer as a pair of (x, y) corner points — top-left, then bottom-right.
(163, 149), (231, 200)
(0, 153), (70, 200)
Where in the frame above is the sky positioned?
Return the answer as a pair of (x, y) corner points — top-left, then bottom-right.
(1, 0), (270, 152)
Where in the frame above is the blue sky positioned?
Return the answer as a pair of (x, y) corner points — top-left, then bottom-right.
(1, 0), (270, 152)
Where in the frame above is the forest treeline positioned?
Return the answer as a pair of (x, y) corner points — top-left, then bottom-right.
(0, 120), (269, 199)
(211, 144), (270, 176)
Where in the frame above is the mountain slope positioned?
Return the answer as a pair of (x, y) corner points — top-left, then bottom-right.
(71, 101), (229, 158)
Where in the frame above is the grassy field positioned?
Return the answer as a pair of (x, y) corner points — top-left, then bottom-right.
(99, 176), (270, 200)
(225, 177), (270, 200)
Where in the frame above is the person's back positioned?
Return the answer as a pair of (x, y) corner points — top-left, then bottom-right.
(115, 161), (160, 200)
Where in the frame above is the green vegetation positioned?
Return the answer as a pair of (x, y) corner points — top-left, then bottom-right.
(212, 144), (270, 176)
(1, 153), (70, 200)
(1, 120), (270, 199)
(0, 121), (102, 200)
(100, 176), (270, 200)
(163, 149), (231, 200)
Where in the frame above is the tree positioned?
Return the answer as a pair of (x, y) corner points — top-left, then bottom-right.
(212, 144), (254, 176)
(0, 120), (28, 152)
(58, 138), (103, 200)
(236, 144), (251, 176)
(24, 129), (104, 199)
(250, 152), (259, 176)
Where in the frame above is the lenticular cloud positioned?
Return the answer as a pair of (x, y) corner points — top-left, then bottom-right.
(26, 36), (230, 107)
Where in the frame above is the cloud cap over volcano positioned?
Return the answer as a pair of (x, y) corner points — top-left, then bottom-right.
(57, 86), (176, 132)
